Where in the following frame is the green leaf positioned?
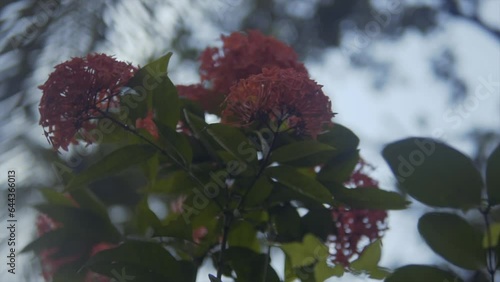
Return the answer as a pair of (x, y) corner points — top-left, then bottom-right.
(385, 265), (463, 282)
(120, 93), (149, 122)
(266, 166), (334, 205)
(192, 215), (220, 257)
(134, 198), (161, 235)
(368, 267), (391, 280)
(155, 121), (193, 166)
(34, 204), (120, 242)
(208, 274), (222, 282)
(153, 212), (193, 241)
(418, 212), (485, 270)
(21, 229), (71, 253)
(271, 204), (302, 242)
(190, 199), (222, 229)
(139, 53), (172, 77)
(350, 239), (390, 280)
(350, 239), (382, 272)
(228, 220), (260, 252)
(326, 183), (409, 210)
(382, 138), (483, 210)
(143, 153), (159, 185)
(483, 223), (500, 248)
(183, 110), (208, 138)
(128, 53), (179, 128)
(206, 124), (258, 166)
(301, 207), (334, 241)
(318, 124), (359, 155)
(183, 110), (222, 159)
(40, 188), (74, 206)
(314, 260), (344, 281)
(84, 240), (196, 282)
(52, 263), (88, 281)
(270, 141), (335, 163)
(243, 176), (273, 208)
(280, 234), (329, 268)
(152, 74), (180, 129)
(267, 182), (324, 209)
(67, 144), (156, 191)
(69, 188), (110, 220)
(284, 254), (298, 282)
(148, 170), (197, 194)
(318, 150), (359, 183)
(487, 144), (500, 206)
(221, 247), (281, 282)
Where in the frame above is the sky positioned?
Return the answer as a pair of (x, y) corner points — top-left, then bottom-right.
(0, 0), (499, 281)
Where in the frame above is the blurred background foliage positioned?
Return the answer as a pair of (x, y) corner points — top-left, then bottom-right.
(0, 0), (499, 281)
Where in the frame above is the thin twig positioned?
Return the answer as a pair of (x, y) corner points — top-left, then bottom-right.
(217, 211), (233, 280)
(238, 127), (279, 210)
(480, 205), (496, 282)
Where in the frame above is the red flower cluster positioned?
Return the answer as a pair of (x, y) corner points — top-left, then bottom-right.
(179, 30), (308, 114)
(200, 30), (307, 94)
(328, 162), (388, 266)
(39, 53), (137, 151)
(222, 67), (334, 138)
(36, 214), (113, 282)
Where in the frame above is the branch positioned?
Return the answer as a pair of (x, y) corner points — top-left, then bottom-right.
(444, 0), (500, 40)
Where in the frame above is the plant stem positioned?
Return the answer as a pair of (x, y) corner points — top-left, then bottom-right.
(238, 129), (278, 210)
(216, 128), (279, 280)
(480, 205), (496, 282)
(217, 211), (233, 280)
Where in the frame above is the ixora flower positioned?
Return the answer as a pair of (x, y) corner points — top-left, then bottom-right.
(200, 30), (308, 94)
(222, 67), (334, 138)
(328, 162), (388, 266)
(36, 214), (114, 282)
(180, 30), (308, 114)
(38, 53), (137, 151)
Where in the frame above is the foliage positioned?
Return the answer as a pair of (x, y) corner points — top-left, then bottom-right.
(26, 29), (499, 282)
(383, 139), (500, 281)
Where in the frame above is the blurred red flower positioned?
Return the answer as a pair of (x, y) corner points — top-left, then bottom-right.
(200, 30), (307, 94)
(135, 110), (159, 139)
(36, 214), (115, 282)
(182, 30), (307, 114)
(222, 67), (334, 138)
(38, 53), (137, 151)
(328, 162), (388, 266)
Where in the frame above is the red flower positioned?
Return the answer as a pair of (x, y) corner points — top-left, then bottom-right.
(328, 162), (388, 266)
(189, 30), (308, 114)
(36, 214), (115, 282)
(222, 67), (334, 138)
(38, 53), (137, 151)
(135, 110), (159, 139)
(201, 30), (308, 95)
